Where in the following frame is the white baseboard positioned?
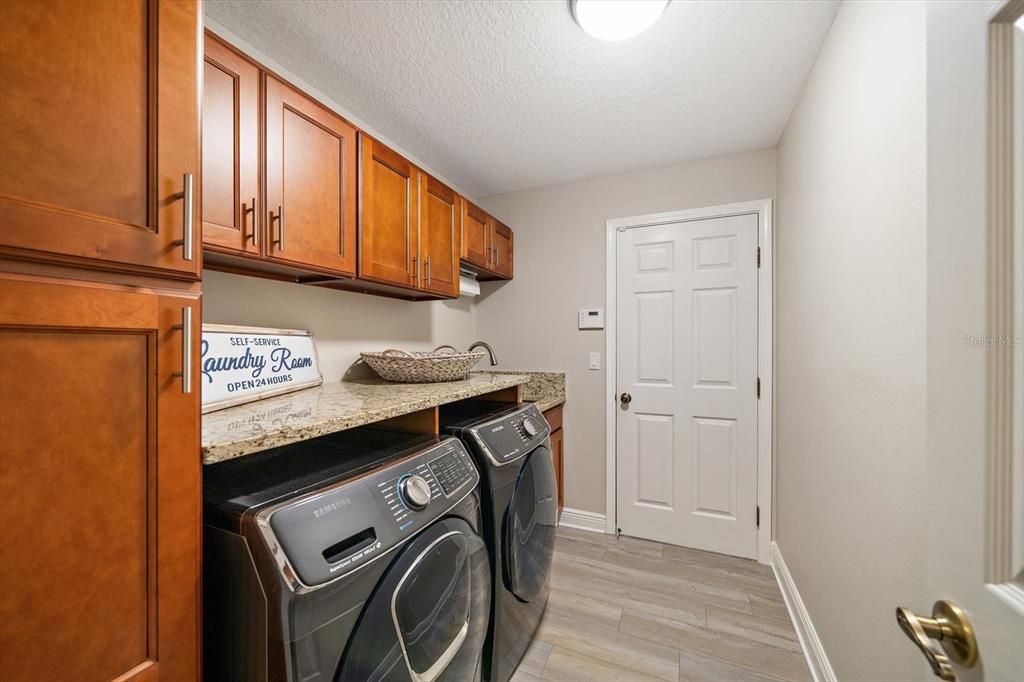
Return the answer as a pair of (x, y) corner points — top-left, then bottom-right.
(770, 542), (837, 682)
(558, 507), (607, 533)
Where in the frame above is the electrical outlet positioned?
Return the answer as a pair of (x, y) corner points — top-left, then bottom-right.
(589, 352), (601, 370)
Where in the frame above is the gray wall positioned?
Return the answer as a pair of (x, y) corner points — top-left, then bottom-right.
(203, 270), (478, 382)
(774, 1), (928, 680)
(478, 149), (777, 514)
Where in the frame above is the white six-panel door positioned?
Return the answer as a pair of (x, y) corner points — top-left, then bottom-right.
(616, 213), (758, 558)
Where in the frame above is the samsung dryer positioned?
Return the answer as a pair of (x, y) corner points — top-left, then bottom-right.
(440, 401), (557, 682)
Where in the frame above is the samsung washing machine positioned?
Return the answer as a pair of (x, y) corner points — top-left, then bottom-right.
(440, 401), (558, 682)
(203, 426), (491, 682)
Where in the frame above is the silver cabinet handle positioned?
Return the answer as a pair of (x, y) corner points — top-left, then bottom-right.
(412, 255), (419, 282)
(426, 256), (432, 285)
(272, 205), (285, 251)
(173, 306), (193, 394)
(245, 197), (257, 246)
(182, 172), (194, 261)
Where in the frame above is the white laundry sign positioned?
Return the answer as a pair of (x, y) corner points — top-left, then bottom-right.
(201, 324), (323, 414)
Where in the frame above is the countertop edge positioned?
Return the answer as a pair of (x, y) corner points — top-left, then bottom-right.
(202, 373), (532, 464)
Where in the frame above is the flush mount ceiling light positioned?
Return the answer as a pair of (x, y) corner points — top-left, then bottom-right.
(571, 0), (670, 42)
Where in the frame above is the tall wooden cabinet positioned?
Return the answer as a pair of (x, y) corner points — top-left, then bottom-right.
(0, 1), (201, 679)
(0, 0), (200, 280)
(0, 276), (200, 682)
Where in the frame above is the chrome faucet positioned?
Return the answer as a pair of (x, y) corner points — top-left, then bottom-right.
(468, 341), (498, 366)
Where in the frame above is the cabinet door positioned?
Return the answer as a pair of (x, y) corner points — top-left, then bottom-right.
(0, 274), (200, 682)
(202, 33), (260, 256)
(491, 219), (514, 279)
(420, 175), (460, 297)
(460, 200), (490, 269)
(359, 135), (419, 288)
(550, 428), (565, 513)
(0, 0), (200, 279)
(265, 75), (357, 276)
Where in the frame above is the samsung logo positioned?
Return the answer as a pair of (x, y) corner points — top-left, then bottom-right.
(313, 498), (351, 518)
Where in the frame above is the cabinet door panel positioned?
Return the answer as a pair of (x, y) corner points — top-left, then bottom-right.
(0, 275), (200, 682)
(491, 219), (514, 279)
(202, 34), (260, 255)
(0, 0), (200, 278)
(551, 428), (565, 513)
(460, 200), (490, 269)
(359, 135), (418, 288)
(421, 175), (460, 297)
(265, 75), (356, 276)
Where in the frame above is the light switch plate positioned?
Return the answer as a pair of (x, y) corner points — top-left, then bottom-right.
(589, 352), (601, 370)
(579, 308), (605, 329)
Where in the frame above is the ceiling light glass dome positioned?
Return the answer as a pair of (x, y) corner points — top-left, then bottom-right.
(571, 0), (670, 42)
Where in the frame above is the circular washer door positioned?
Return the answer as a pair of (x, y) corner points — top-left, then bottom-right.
(337, 518), (491, 682)
(504, 445), (558, 602)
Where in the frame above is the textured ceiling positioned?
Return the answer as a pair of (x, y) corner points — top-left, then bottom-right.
(205, 0), (838, 198)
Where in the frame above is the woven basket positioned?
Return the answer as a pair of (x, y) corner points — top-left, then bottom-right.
(360, 345), (486, 383)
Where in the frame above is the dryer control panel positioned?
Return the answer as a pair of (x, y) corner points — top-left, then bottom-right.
(259, 438), (479, 589)
(468, 403), (551, 467)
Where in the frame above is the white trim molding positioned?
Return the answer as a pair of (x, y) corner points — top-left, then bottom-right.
(770, 542), (837, 682)
(558, 508), (608, 533)
(604, 199), (774, 562)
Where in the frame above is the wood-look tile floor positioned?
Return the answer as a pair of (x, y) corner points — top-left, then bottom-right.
(511, 526), (811, 682)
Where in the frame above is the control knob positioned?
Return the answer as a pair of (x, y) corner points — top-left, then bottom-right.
(400, 475), (432, 510)
(521, 417), (539, 438)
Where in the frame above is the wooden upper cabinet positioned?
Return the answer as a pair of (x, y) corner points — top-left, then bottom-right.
(458, 202), (513, 281)
(202, 34), (260, 256)
(359, 135), (419, 288)
(0, 0), (200, 279)
(490, 218), (514, 279)
(460, 200), (490, 269)
(0, 274), (200, 682)
(420, 175), (461, 297)
(265, 75), (357, 277)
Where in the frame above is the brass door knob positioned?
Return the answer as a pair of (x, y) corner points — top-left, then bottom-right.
(895, 600), (978, 681)
(620, 392), (632, 406)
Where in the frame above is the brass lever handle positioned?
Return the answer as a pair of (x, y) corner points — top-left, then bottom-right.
(895, 601), (977, 681)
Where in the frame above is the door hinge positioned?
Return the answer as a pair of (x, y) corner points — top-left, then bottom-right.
(756, 505), (761, 528)
(757, 246), (761, 268)
(756, 377), (761, 399)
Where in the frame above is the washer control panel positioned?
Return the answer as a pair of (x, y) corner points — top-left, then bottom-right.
(262, 437), (478, 588)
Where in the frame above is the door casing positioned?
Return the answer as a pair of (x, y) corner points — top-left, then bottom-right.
(604, 199), (774, 563)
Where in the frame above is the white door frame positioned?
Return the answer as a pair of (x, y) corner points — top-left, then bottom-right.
(604, 199), (774, 564)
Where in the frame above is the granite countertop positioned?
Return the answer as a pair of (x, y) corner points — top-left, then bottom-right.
(202, 372), (530, 464)
(483, 370), (566, 412)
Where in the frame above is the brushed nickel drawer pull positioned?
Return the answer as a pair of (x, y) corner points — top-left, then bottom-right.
(181, 173), (194, 261)
(172, 306), (193, 394)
